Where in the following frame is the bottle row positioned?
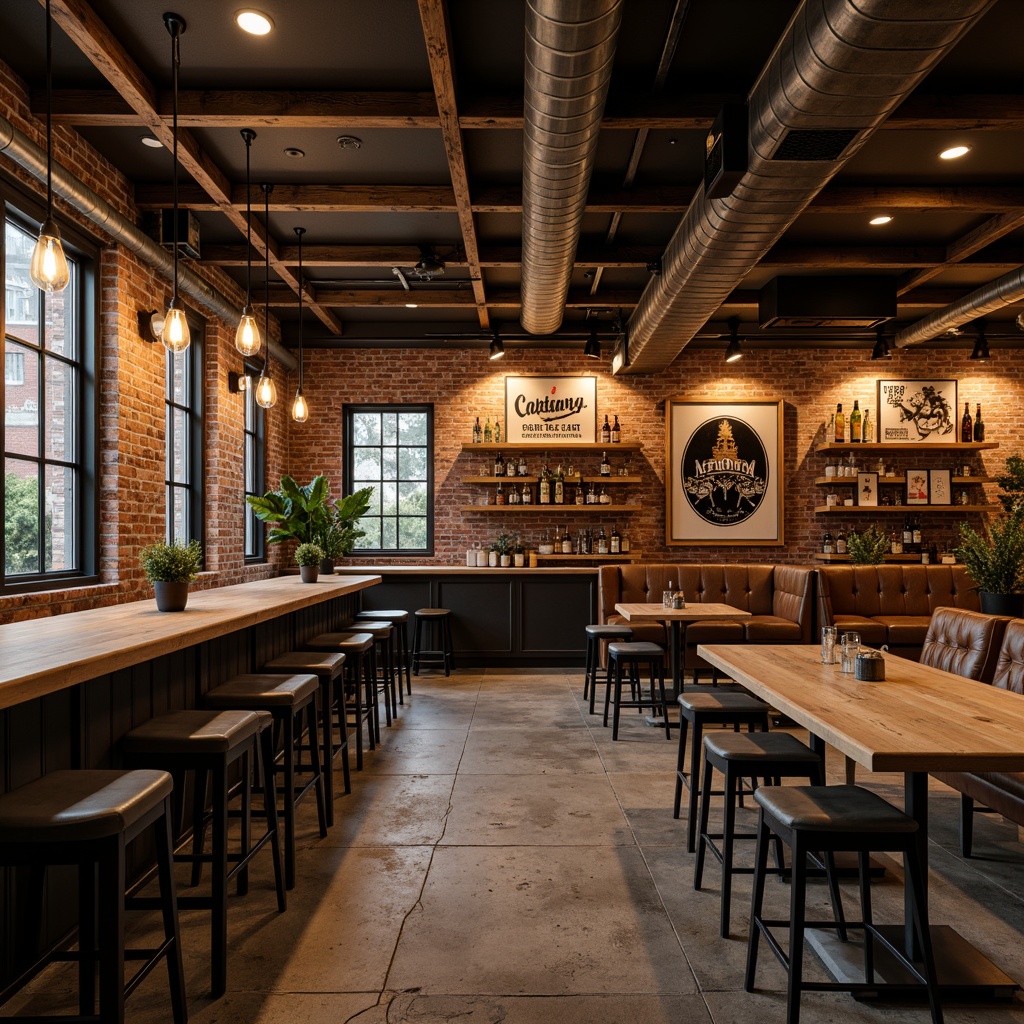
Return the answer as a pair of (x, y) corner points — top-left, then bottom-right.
(959, 403), (986, 443)
(470, 414), (627, 444)
(829, 401), (987, 444)
(484, 481), (620, 506)
(465, 524), (631, 566)
(480, 450), (630, 481)
(822, 519), (958, 564)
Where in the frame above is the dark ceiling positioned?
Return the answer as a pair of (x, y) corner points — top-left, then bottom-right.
(2, 0), (1024, 364)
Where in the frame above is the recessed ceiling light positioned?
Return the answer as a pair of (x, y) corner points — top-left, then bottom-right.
(283, 147), (305, 159)
(236, 10), (274, 35)
(337, 135), (363, 150)
(405, 303), (418, 308)
(939, 144), (971, 160)
(869, 215), (893, 226)
(140, 134), (162, 148)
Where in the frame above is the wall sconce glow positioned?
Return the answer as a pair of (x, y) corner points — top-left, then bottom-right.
(162, 299), (190, 353)
(228, 371), (252, 392)
(939, 145), (971, 160)
(29, 223), (70, 291)
(868, 215), (892, 226)
(255, 370), (277, 408)
(236, 9), (274, 35)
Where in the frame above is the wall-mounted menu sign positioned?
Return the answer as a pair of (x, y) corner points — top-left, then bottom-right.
(504, 375), (597, 444)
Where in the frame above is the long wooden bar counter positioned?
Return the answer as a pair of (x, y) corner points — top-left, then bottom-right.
(0, 573), (380, 711)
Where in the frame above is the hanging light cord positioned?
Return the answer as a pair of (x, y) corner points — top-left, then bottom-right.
(44, 0), (54, 223)
(170, 17), (181, 305)
(296, 226), (304, 393)
(243, 130), (254, 305)
(263, 183), (272, 375)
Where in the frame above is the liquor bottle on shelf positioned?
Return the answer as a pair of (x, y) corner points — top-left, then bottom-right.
(863, 407), (873, 443)
(538, 464), (551, 505)
(553, 464), (565, 505)
(890, 530), (903, 555)
(483, 417), (493, 443)
(493, 418), (502, 443)
(574, 485), (584, 506)
(912, 516), (922, 551)
(600, 451), (611, 476)
(611, 415), (621, 443)
(586, 482), (597, 504)
(495, 481), (505, 505)
(597, 526), (609, 555)
(834, 403), (845, 443)
(974, 404), (985, 441)
(494, 451), (505, 476)
(902, 516), (913, 553)
(506, 455), (516, 477)
(822, 531), (835, 555)
(473, 416), (482, 443)
(836, 530), (847, 555)
(961, 402), (972, 444)
(507, 483), (519, 505)
(561, 526), (573, 554)
(601, 415), (611, 444)
(599, 485), (610, 504)
(610, 524), (621, 554)
(521, 482), (532, 505)
(620, 529), (630, 554)
(518, 452), (528, 476)
(850, 400), (862, 443)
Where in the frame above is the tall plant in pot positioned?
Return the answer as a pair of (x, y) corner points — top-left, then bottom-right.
(139, 539), (203, 611)
(311, 486), (373, 573)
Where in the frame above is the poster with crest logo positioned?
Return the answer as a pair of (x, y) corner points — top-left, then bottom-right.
(504, 375), (597, 444)
(666, 399), (784, 545)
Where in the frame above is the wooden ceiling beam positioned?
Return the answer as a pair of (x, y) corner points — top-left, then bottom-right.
(722, 286), (989, 309)
(258, 288), (639, 309)
(44, 0), (342, 335)
(416, 0), (489, 329)
(201, 244), (470, 268)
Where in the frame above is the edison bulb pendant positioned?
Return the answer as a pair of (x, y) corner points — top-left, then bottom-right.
(255, 370), (277, 408)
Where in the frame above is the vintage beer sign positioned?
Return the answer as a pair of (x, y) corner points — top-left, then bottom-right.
(504, 375), (597, 444)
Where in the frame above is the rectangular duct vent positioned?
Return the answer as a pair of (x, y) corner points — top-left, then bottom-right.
(759, 276), (896, 329)
(144, 209), (201, 259)
(770, 128), (858, 162)
(704, 104), (747, 199)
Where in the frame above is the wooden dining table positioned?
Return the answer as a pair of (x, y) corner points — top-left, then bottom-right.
(698, 642), (1024, 998)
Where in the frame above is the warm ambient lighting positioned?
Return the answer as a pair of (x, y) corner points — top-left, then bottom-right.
(488, 332), (505, 360)
(29, 0), (70, 293)
(235, 128), (261, 356)
(255, 371), (277, 407)
(940, 144), (971, 160)
(291, 226), (309, 422)
(868, 215), (893, 226)
(255, 182), (276, 408)
(236, 9), (274, 35)
(724, 316), (743, 363)
(161, 13), (190, 353)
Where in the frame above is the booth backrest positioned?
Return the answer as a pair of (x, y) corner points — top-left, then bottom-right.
(993, 619), (1024, 694)
(919, 607), (1011, 683)
(818, 565), (979, 622)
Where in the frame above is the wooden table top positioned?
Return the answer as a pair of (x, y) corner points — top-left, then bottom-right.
(699, 643), (1024, 773)
(0, 573), (380, 711)
(615, 602), (752, 622)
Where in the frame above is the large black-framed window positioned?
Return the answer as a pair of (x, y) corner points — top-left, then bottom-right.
(165, 335), (203, 546)
(243, 363), (264, 561)
(344, 404), (432, 555)
(2, 198), (97, 591)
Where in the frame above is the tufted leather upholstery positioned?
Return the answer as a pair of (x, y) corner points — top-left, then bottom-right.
(919, 607), (1011, 682)
(597, 564), (814, 672)
(817, 565), (980, 658)
(992, 618), (1024, 694)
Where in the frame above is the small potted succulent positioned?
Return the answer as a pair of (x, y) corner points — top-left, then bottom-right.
(295, 542), (325, 583)
(139, 538), (203, 611)
(493, 531), (515, 568)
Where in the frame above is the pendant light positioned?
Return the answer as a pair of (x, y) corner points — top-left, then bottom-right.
(29, 0), (70, 293)
(291, 226), (309, 422)
(724, 317), (743, 363)
(235, 128), (262, 356)
(255, 183), (277, 408)
(161, 13), (189, 353)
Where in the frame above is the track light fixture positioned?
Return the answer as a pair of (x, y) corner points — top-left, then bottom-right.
(970, 322), (990, 361)
(724, 317), (743, 363)
(29, 0), (70, 293)
(488, 329), (505, 360)
(291, 226), (309, 422)
(235, 128), (261, 356)
(871, 327), (892, 361)
(254, 183), (277, 408)
(583, 328), (601, 358)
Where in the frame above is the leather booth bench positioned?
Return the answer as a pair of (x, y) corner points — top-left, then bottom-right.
(598, 564), (815, 680)
(817, 564), (980, 661)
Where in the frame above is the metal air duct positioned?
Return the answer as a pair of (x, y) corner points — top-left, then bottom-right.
(622, 0), (996, 373)
(520, 0), (622, 335)
(0, 112), (297, 370)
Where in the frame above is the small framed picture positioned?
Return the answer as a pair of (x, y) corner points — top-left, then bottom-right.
(857, 471), (879, 507)
(906, 469), (930, 505)
(929, 469), (952, 505)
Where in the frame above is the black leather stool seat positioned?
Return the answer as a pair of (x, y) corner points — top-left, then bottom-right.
(604, 641), (671, 741)
(357, 609), (412, 701)
(306, 632), (379, 762)
(205, 672), (319, 708)
(0, 769), (186, 1023)
(678, 691), (769, 713)
(755, 784), (920, 834)
(122, 707), (262, 755)
(264, 651), (350, 821)
(415, 607), (450, 619)
(412, 608), (454, 676)
(704, 731), (822, 764)
(586, 623), (635, 639)
(608, 640), (662, 657)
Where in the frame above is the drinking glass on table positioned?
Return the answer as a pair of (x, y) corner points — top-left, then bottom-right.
(840, 631), (861, 673)
(821, 626), (837, 665)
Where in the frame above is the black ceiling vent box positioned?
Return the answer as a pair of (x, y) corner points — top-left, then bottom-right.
(704, 104), (747, 200)
(770, 128), (858, 162)
(759, 276), (896, 329)
(144, 209), (201, 259)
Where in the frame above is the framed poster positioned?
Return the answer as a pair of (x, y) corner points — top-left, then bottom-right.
(504, 375), (597, 444)
(857, 472), (878, 507)
(929, 469), (952, 505)
(666, 399), (784, 546)
(877, 379), (958, 443)
(906, 468), (930, 505)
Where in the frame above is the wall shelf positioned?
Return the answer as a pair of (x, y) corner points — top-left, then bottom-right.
(815, 442), (998, 454)
(461, 504), (637, 513)
(813, 553), (950, 564)
(534, 553), (640, 563)
(814, 476), (994, 486)
(814, 504), (989, 514)
(462, 475), (642, 486)
(462, 442), (640, 452)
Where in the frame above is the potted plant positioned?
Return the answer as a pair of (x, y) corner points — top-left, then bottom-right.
(139, 538), (203, 611)
(295, 542), (325, 583)
(493, 531), (515, 568)
(955, 508), (1024, 616)
(311, 486), (373, 573)
(846, 525), (889, 565)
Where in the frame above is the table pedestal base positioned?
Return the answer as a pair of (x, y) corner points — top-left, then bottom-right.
(807, 924), (1018, 1000)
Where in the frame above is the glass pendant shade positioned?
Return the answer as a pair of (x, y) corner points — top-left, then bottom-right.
(162, 299), (190, 353)
(30, 219), (70, 292)
(255, 370), (277, 408)
(235, 305), (261, 355)
(291, 389), (309, 422)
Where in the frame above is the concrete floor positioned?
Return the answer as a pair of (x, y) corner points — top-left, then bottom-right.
(9, 668), (1024, 1023)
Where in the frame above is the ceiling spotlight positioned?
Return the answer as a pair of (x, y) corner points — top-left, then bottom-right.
(970, 324), (990, 361)
(871, 328), (891, 361)
(140, 134), (162, 148)
(939, 144), (971, 161)
(869, 215), (893, 226)
(235, 9), (274, 35)
(405, 302), (418, 309)
(337, 135), (363, 150)
(488, 331), (505, 360)
(583, 329), (601, 359)
(724, 317), (743, 363)
(283, 147), (305, 159)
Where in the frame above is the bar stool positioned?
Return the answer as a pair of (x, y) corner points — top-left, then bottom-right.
(264, 650), (350, 824)
(673, 690), (770, 853)
(356, 609), (411, 702)
(352, 619), (397, 724)
(203, 673), (327, 891)
(305, 631), (379, 764)
(583, 623), (633, 713)
(694, 731), (826, 938)
(0, 769), (186, 1024)
(122, 709), (285, 998)
(746, 785), (942, 1024)
(412, 607), (454, 676)
(603, 641), (672, 741)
